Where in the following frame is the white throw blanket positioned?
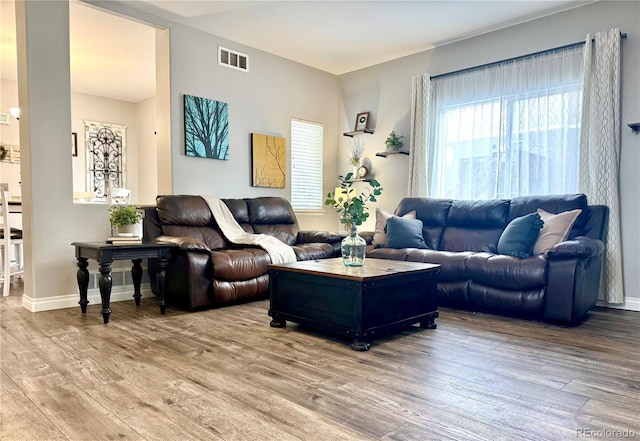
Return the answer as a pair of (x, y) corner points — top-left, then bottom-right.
(201, 196), (297, 264)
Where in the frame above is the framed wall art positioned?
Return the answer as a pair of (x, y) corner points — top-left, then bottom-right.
(184, 94), (229, 160)
(251, 133), (286, 188)
(355, 112), (369, 131)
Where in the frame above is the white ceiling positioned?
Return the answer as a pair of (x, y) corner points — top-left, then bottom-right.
(1, 0), (593, 103)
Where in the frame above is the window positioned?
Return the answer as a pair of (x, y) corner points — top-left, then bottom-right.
(430, 45), (584, 199)
(291, 118), (323, 210)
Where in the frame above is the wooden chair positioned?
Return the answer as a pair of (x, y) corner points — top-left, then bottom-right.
(0, 183), (24, 296)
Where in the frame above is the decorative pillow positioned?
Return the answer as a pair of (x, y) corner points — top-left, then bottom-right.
(385, 216), (428, 249)
(372, 209), (416, 247)
(497, 213), (544, 258)
(533, 208), (582, 254)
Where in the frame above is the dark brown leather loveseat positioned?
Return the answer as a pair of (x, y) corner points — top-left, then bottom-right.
(366, 194), (608, 324)
(143, 196), (341, 310)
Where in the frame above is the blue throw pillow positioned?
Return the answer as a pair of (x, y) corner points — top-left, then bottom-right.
(385, 216), (428, 249)
(497, 212), (544, 258)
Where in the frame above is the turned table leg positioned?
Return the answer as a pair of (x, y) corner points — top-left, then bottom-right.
(157, 257), (168, 315)
(131, 259), (143, 306)
(98, 262), (113, 324)
(76, 257), (89, 313)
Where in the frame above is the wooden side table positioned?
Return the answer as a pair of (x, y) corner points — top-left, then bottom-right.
(71, 241), (173, 323)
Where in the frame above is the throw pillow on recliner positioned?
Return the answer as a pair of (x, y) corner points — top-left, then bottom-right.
(498, 212), (544, 258)
(533, 208), (582, 254)
(372, 208), (416, 247)
(385, 216), (428, 249)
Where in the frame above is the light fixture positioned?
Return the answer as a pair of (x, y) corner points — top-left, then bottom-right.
(9, 107), (20, 120)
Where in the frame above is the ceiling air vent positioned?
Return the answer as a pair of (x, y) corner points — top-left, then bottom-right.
(218, 46), (249, 72)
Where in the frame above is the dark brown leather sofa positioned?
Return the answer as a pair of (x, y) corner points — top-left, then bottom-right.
(365, 194), (608, 324)
(143, 195), (341, 310)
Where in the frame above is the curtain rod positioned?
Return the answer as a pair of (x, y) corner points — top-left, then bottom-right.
(430, 32), (627, 81)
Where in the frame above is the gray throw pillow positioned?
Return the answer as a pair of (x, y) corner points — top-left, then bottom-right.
(385, 216), (428, 249)
(498, 212), (544, 258)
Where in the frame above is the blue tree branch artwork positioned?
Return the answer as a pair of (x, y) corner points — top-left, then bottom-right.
(184, 94), (229, 160)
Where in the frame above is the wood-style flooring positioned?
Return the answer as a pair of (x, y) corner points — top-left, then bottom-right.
(1, 280), (639, 441)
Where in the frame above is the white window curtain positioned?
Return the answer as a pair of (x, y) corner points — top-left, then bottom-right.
(408, 74), (433, 197)
(579, 27), (624, 304)
(419, 46), (584, 199)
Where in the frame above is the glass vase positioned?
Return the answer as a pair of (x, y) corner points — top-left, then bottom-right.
(341, 225), (366, 267)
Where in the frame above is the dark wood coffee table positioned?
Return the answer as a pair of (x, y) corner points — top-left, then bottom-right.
(268, 258), (440, 351)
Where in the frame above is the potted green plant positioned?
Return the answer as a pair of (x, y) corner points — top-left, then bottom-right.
(108, 204), (143, 236)
(385, 131), (404, 151)
(325, 174), (383, 267)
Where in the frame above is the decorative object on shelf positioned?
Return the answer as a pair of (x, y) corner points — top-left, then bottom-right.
(325, 174), (383, 267)
(347, 143), (363, 177)
(629, 123), (640, 132)
(251, 133), (286, 188)
(354, 112), (370, 131)
(357, 165), (369, 178)
(108, 204), (143, 236)
(184, 94), (229, 160)
(385, 130), (405, 151)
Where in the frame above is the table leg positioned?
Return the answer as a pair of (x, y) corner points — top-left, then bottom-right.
(157, 257), (168, 315)
(98, 262), (113, 324)
(76, 257), (89, 313)
(131, 259), (143, 306)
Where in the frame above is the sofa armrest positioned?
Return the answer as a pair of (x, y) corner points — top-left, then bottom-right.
(297, 230), (342, 244)
(546, 236), (605, 260)
(359, 231), (374, 245)
(156, 235), (211, 254)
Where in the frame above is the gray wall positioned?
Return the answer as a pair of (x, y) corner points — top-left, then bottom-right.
(16, 0), (340, 311)
(338, 1), (640, 310)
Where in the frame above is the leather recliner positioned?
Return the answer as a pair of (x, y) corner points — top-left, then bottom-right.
(366, 194), (608, 324)
(143, 196), (342, 310)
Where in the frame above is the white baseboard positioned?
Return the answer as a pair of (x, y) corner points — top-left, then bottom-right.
(21, 284), (154, 312)
(597, 297), (640, 312)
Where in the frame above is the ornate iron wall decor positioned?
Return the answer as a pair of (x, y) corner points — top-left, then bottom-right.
(84, 120), (127, 200)
(184, 94), (229, 160)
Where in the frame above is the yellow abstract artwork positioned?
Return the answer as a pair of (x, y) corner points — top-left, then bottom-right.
(251, 133), (286, 188)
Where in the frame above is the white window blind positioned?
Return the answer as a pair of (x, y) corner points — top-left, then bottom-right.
(291, 118), (323, 210)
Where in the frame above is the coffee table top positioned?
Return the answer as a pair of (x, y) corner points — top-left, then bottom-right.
(269, 257), (439, 282)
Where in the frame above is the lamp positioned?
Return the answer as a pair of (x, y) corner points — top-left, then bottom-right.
(9, 107), (20, 120)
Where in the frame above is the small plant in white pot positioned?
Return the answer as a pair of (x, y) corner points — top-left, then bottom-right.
(108, 204), (143, 236)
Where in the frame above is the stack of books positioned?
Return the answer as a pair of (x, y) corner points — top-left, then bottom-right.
(106, 235), (143, 246)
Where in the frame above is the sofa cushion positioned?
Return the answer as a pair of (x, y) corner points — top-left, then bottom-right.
(372, 209), (416, 247)
(497, 213), (544, 258)
(440, 199), (510, 252)
(533, 208), (582, 254)
(509, 194), (589, 230)
(395, 198), (452, 249)
(385, 217), (428, 249)
(464, 252), (547, 290)
(292, 243), (335, 260)
(210, 248), (272, 282)
(405, 249), (475, 281)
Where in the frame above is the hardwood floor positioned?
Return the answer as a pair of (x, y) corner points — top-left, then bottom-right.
(1, 281), (639, 441)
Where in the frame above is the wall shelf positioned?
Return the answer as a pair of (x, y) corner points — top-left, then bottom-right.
(628, 123), (640, 132)
(343, 128), (374, 137)
(376, 150), (409, 158)
(346, 178), (373, 183)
